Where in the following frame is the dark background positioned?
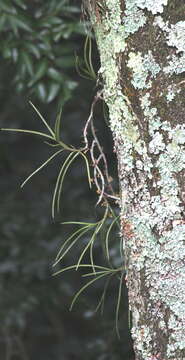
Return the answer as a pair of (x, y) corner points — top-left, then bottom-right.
(0, 1), (134, 359)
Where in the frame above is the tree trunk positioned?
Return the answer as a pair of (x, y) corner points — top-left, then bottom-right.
(84, 0), (185, 358)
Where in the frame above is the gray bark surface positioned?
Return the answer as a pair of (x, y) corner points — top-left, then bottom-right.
(85, 0), (185, 359)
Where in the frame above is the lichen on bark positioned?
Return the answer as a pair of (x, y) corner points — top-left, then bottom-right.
(86, 0), (185, 358)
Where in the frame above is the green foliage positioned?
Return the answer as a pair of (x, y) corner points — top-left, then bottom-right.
(75, 36), (97, 81)
(1, 102), (91, 219)
(0, 190), (128, 359)
(53, 203), (124, 337)
(1, 101), (124, 337)
(0, 3), (131, 353)
(0, 0), (85, 103)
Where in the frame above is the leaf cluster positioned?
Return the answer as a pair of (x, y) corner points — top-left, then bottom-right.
(0, 0), (85, 103)
(75, 36), (97, 81)
(53, 204), (125, 337)
(1, 101), (124, 337)
(1, 102), (91, 218)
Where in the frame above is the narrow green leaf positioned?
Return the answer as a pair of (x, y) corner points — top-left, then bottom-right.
(53, 30), (64, 42)
(37, 83), (47, 102)
(87, 36), (96, 80)
(9, 13), (32, 32)
(3, 46), (12, 59)
(12, 48), (19, 63)
(47, 68), (64, 83)
(62, 221), (96, 226)
(95, 274), (114, 315)
(46, 16), (62, 26)
(53, 264), (110, 275)
(76, 228), (97, 270)
(82, 270), (111, 277)
(0, 13), (6, 31)
(21, 52), (34, 76)
(76, 207), (109, 270)
(66, 80), (78, 90)
(105, 216), (120, 261)
(44, 142), (61, 148)
(89, 223), (103, 272)
(54, 226), (91, 265)
(115, 272), (124, 338)
(29, 101), (55, 137)
(109, 206), (120, 229)
(47, 83), (60, 103)
(75, 54), (95, 81)
(0, 128), (53, 140)
(79, 152), (92, 189)
(28, 59), (48, 87)
(52, 152), (74, 219)
(16, 82), (24, 92)
(63, 6), (80, 13)
(56, 56), (75, 69)
(0, 3), (17, 14)
(13, 0), (27, 10)
(8, 14), (18, 35)
(55, 225), (91, 262)
(21, 149), (63, 188)
(25, 43), (40, 59)
(54, 106), (62, 141)
(56, 151), (79, 213)
(70, 272), (109, 310)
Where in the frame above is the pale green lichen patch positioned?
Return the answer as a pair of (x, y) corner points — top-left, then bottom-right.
(124, 9), (146, 36)
(154, 15), (168, 31)
(136, 0), (168, 14)
(123, 119), (140, 144)
(154, 16), (185, 52)
(164, 53), (185, 74)
(130, 211), (185, 356)
(123, 0), (167, 37)
(169, 124), (185, 145)
(167, 313), (185, 355)
(154, 17), (185, 75)
(140, 92), (185, 230)
(149, 227), (185, 355)
(166, 85), (181, 102)
(166, 89), (175, 101)
(94, 2), (125, 94)
(93, 1), (137, 143)
(167, 21), (185, 53)
(131, 325), (153, 357)
(127, 51), (161, 89)
(124, 0), (146, 36)
(141, 93), (163, 134)
(149, 132), (165, 154)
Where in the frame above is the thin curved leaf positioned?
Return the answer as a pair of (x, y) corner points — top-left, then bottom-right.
(0, 128), (53, 140)
(21, 149), (63, 188)
(70, 272), (109, 311)
(29, 101), (55, 137)
(105, 215), (120, 261)
(55, 224), (92, 263)
(115, 272), (124, 338)
(54, 226), (92, 266)
(52, 151), (75, 218)
(56, 151), (79, 213)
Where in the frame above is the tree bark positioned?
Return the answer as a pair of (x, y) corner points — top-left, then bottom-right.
(84, 0), (185, 359)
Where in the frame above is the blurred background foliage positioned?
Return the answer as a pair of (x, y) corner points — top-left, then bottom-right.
(0, 0), (86, 104)
(0, 0), (134, 359)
